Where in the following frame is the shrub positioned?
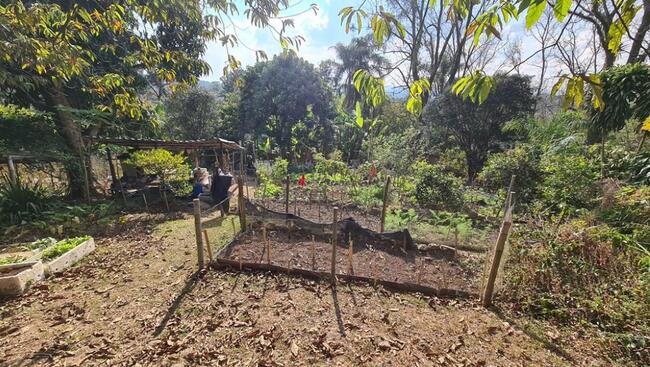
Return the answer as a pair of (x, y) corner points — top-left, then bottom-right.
(414, 164), (464, 211)
(436, 148), (467, 179)
(313, 152), (349, 184)
(478, 145), (542, 204)
(385, 208), (419, 231)
(256, 164), (282, 198)
(350, 183), (384, 209)
(0, 176), (54, 225)
(540, 152), (600, 212)
(270, 158), (288, 183)
(127, 149), (191, 196)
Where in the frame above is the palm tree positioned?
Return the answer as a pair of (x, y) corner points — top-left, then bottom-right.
(330, 35), (388, 110)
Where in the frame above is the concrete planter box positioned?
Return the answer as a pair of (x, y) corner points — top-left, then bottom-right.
(0, 261), (45, 296)
(44, 238), (95, 276)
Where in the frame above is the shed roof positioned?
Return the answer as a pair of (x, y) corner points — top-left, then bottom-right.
(90, 137), (243, 151)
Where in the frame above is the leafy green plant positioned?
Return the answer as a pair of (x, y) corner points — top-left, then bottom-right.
(0, 255), (26, 265)
(540, 152), (600, 212)
(0, 176), (54, 225)
(350, 183), (384, 208)
(385, 208), (419, 231)
(270, 158), (289, 183)
(41, 236), (91, 261)
(127, 149), (191, 196)
(24, 237), (57, 251)
(414, 165), (465, 211)
(478, 145), (542, 205)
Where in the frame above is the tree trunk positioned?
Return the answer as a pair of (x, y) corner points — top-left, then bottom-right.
(46, 87), (89, 200)
(627, 1), (650, 64)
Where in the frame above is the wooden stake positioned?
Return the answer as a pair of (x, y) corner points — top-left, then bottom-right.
(230, 217), (236, 237)
(193, 199), (205, 269)
(380, 177), (391, 233)
(311, 235), (316, 271)
(203, 229), (214, 263)
(142, 193), (149, 212)
(317, 201), (321, 221)
(284, 175), (290, 214)
(347, 232), (354, 275)
(263, 226), (270, 264)
(481, 205), (514, 307)
(237, 176), (246, 232)
(331, 207), (339, 284)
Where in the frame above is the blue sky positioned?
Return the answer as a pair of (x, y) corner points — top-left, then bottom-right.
(203, 0), (361, 81)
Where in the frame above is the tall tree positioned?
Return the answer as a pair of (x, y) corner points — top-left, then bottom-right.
(239, 52), (335, 160)
(424, 75), (535, 181)
(162, 87), (219, 140)
(0, 0), (314, 198)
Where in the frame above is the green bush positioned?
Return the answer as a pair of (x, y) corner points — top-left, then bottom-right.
(0, 176), (54, 225)
(127, 149), (191, 196)
(414, 164), (464, 211)
(270, 158), (289, 182)
(478, 145), (542, 204)
(385, 208), (419, 231)
(313, 152), (349, 184)
(540, 152), (600, 212)
(350, 183), (384, 209)
(436, 148), (467, 179)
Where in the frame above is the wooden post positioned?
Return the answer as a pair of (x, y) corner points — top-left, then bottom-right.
(230, 217), (236, 237)
(7, 156), (17, 185)
(284, 175), (290, 214)
(347, 232), (354, 275)
(481, 205), (514, 307)
(203, 229), (214, 263)
(106, 149), (118, 188)
(193, 199), (205, 269)
(142, 193), (149, 212)
(331, 207), (339, 284)
(311, 235), (316, 271)
(237, 176), (246, 233)
(380, 176), (391, 233)
(79, 150), (91, 203)
(263, 226), (270, 264)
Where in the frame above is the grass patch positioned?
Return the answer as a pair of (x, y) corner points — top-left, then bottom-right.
(41, 236), (91, 261)
(0, 255), (26, 265)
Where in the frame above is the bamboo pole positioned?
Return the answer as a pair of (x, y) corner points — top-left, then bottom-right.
(380, 176), (391, 233)
(203, 229), (214, 263)
(237, 176), (246, 232)
(481, 205), (514, 307)
(193, 199), (205, 269)
(331, 207), (339, 284)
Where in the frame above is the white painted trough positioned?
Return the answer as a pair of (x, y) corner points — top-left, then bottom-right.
(0, 261), (45, 296)
(44, 237), (95, 276)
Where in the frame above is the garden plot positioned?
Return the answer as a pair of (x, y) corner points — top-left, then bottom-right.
(216, 201), (481, 296)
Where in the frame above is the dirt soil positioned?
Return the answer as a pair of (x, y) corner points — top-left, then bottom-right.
(220, 225), (482, 294)
(0, 213), (617, 366)
(254, 197), (382, 232)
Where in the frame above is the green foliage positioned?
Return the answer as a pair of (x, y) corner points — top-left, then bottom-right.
(350, 183), (384, 209)
(414, 163), (465, 211)
(0, 176), (55, 225)
(270, 158), (289, 183)
(41, 236), (92, 261)
(163, 87), (220, 140)
(0, 255), (26, 265)
(313, 152), (349, 184)
(504, 217), (650, 360)
(425, 74), (535, 180)
(478, 145), (542, 204)
(127, 149), (190, 196)
(590, 63), (650, 138)
(540, 152), (600, 212)
(24, 237), (58, 251)
(385, 208), (419, 231)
